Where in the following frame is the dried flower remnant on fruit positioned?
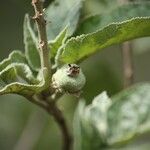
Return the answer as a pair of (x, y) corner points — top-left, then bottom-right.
(52, 64), (86, 96)
(67, 64), (80, 77)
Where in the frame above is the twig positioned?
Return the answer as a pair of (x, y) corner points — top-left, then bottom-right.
(25, 95), (48, 110)
(46, 102), (72, 150)
(24, 95), (72, 150)
(122, 41), (134, 88)
(31, 1), (72, 150)
(118, 0), (134, 88)
(32, 0), (51, 85)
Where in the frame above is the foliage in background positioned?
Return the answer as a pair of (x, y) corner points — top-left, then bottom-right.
(0, 0), (150, 150)
(74, 84), (150, 150)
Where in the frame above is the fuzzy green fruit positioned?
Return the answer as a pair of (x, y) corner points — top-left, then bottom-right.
(52, 64), (86, 95)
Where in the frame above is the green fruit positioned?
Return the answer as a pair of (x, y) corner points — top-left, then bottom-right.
(52, 64), (86, 94)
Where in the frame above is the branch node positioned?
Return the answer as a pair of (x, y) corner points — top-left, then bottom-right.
(32, 0), (51, 84)
(31, 0), (39, 5)
(39, 41), (45, 48)
(31, 0), (72, 149)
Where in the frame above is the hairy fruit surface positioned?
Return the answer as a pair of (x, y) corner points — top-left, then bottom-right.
(52, 64), (86, 95)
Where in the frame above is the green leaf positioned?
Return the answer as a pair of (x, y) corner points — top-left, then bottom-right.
(0, 63), (36, 84)
(0, 63), (45, 96)
(0, 50), (27, 72)
(24, 14), (41, 71)
(73, 83), (150, 150)
(107, 83), (150, 146)
(73, 92), (111, 150)
(60, 17), (150, 63)
(76, 3), (150, 35)
(48, 26), (68, 61)
(46, 0), (83, 40)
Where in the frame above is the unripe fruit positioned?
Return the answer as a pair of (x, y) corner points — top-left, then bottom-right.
(52, 64), (86, 95)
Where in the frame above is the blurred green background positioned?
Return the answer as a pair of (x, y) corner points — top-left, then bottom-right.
(0, 0), (150, 150)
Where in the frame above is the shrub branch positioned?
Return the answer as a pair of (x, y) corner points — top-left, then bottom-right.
(118, 0), (134, 88)
(31, 0), (72, 150)
(122, 42), (134, 88)
(32, 0), (51, 84)
(46, 101), (72, 150)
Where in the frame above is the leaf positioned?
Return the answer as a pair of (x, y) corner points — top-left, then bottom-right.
(0, 63), (45, 96)
(48, 26), (68, 61)
(0, 50), (27, 72)
(76, 3), (150, 35)
(0, 63), (36, 84)
(46, 0), (83, 40)
(107, 83), (150, 146)
(24, 14), (41, 71)
(60, 17), (150, 63)
(73, 92), (111, 150)
(73, 83), (150, 150)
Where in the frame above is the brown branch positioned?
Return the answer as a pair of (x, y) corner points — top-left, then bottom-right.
(32, 0), (51, 84)
(26, 94), (72, 150)
(118, 0), (134, 88)
(122, 41), (134, 88)
(31, 1), (72, 150)
(46, 102), (72, 150)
